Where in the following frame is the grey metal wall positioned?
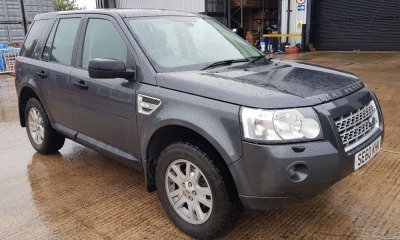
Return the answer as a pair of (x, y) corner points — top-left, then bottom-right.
(0, 0), (54, 43)
(0, 24), (25, 43)
(23, 0), (54, 22)
(0, 0), (23, 21)
(115, 0), (205, 13)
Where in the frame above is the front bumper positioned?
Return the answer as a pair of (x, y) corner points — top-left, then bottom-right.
(230, 140), (342, 209)
(229, 88), (384, 209)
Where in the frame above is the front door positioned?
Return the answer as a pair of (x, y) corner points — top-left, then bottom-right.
(70, 16), (139, 157)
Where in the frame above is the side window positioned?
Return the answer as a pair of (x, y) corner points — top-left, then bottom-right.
(82, 19), (128, 70)
(21, 20), (50, 59)
(42, 22), (57, 62)
(42, 18), (80, 65)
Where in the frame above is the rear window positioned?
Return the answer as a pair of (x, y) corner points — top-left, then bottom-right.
(20, 20), (50, 59)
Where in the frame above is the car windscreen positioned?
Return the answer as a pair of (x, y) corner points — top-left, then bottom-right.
(126, 16), (261, 73)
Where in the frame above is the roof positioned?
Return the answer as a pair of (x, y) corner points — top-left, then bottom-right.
(34, 8), (201, 20)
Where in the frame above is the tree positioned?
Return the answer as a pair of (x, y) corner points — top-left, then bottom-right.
(53, 0), (82, 11)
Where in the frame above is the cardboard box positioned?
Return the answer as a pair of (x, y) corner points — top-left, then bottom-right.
(246, 31), (254, 44)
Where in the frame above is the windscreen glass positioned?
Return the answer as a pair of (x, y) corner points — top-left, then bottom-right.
(127, 16), (260, 72)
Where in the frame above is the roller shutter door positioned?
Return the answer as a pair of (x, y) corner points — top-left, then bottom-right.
(311, 0), (400, 51)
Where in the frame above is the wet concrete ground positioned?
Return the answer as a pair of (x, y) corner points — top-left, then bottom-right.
(0, 52), (399, 239)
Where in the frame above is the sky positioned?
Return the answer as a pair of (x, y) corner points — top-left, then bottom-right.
(76, 0), (96, 10)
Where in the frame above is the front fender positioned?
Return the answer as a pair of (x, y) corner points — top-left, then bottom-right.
(137, 84), (243, 165)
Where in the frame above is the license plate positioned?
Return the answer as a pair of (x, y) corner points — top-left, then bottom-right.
(354, 136), (381, 170)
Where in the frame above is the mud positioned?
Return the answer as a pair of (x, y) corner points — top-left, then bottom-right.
(1, 52), (400, 239)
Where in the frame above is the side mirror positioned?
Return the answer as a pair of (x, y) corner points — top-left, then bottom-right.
(88, 58), (135, 80)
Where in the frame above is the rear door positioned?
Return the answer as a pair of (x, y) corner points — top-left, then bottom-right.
(35, 16), (83, 135)
(70, 14), (140, 157)
(18, 19), (52, 119)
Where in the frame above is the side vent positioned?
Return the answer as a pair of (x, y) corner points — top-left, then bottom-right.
(138, 94), (162, 115)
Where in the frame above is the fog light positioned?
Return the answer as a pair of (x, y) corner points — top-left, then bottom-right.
(286, 162), (309, 182)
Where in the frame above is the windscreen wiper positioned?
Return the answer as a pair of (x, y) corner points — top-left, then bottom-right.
(248, 55), (272, 64)
(202, 59), (249, 70)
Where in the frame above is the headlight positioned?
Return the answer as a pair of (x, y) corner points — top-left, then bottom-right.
(241, 107), (323, 142)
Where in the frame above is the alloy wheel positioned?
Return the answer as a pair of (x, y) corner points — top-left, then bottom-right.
(165, 159), (213, 224)
(28, 107), (44, 145)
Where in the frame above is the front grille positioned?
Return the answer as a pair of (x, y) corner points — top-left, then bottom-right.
(335, 101), (379, 151)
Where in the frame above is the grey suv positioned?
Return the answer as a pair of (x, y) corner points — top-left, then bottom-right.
(15, 9), (384, 239)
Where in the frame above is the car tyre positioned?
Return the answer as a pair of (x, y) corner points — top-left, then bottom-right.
(25, 98), (65, 154)
(156, 142), (242, 239)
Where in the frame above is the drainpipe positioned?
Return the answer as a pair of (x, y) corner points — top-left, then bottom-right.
(286, 0), (291, 43)
(19, 0), (27, 34)
(306, 0), (312, 47)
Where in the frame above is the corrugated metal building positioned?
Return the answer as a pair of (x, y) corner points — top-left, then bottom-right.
(115, 0), (205, 13)
(99, 0), (400, 51)
(106, 0), (227, 25)
(0, 0), (54, 43)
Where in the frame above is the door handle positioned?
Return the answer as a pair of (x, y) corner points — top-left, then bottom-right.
(73, 81), (89, 90)
(37, 71), (47, 79)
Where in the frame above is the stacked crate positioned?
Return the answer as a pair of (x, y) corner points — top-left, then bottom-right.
(0, 0), (54, 43)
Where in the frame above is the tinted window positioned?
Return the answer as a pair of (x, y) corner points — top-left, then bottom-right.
(42, 18), (80, 65)
(21, 20), (50, 58)
(82, 19), (127, 69)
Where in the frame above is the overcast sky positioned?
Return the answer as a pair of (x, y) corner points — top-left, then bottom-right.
(76, 0), (96, 9)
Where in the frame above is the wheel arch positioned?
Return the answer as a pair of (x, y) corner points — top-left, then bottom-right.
(145, 124), (239, 201)
(18, 86), (41, 127)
